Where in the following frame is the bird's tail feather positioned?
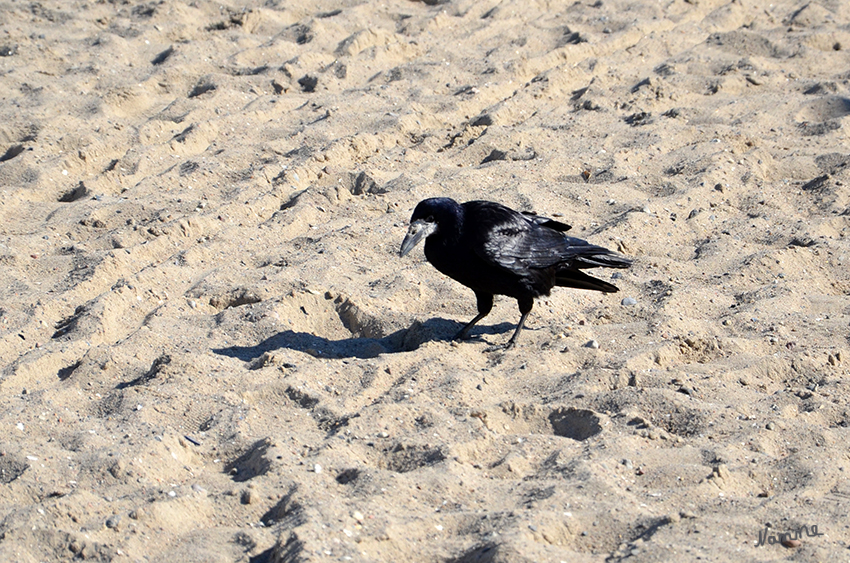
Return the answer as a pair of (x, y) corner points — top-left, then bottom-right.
(573, 252), (632, 270)
(555, 270), (620, 293)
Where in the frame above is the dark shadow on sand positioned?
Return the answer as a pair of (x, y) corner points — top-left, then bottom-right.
(212, 318), (515, 361)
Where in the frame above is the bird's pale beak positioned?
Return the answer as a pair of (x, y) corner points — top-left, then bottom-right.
(400, 220), (436, 257)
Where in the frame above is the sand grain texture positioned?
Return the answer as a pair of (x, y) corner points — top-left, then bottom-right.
(1, 0), (850, 561)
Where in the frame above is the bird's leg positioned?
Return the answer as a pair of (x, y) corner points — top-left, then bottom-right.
(453, 292), (493, 341)
(503, 297), (534, 350)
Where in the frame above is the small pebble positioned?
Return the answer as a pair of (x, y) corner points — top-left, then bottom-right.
(666, 512), (681, 524)
(766, 422), (775, 430)
(106, 515), (120, 529)
(781, 538), (801, 548)
(621, 297), (637, 306)
(241, 489), (257, 505)
(313, 464), (322, 474)
(586, 340), (599, 349)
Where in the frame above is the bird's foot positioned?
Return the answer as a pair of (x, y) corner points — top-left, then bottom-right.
(484, 341), (516, 353)
(452, 330), (472, 342)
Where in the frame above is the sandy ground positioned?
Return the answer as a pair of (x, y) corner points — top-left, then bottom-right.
(1, 0), (850, 561)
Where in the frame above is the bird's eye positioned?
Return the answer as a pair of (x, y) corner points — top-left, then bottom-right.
(426, 215), (435, 222)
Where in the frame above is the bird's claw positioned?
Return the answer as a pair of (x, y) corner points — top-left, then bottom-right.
(452, 330), (472, 342)
(484, 341), (515, 353)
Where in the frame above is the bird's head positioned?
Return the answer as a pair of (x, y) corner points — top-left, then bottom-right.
(399, 197), (459, 257)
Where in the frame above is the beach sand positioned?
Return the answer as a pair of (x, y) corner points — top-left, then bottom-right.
(1, 0), (849, 561)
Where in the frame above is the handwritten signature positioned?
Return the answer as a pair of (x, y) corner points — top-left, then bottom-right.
(756, 524), (824, 547)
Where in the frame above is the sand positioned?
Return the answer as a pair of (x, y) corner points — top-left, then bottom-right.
(1, 0), (849, 561)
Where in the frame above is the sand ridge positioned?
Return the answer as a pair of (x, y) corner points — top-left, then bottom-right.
(1, 0), (849, 561)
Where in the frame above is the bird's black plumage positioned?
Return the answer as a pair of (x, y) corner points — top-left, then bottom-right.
(400, 197), (632, 349)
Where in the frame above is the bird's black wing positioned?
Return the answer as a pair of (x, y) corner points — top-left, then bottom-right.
(521, 211), (571, 232)
(464, 201), (619, 273)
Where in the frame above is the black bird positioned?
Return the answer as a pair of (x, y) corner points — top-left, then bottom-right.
(400, 197), (632, 349)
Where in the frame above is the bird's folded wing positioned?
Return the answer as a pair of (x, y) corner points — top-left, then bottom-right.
(464, 200), (630, 272)
(521, 211), (572, 232)
(480, 226), (624, 272)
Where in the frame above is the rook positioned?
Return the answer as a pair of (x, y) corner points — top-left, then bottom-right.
(400, 197), (632, 349)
